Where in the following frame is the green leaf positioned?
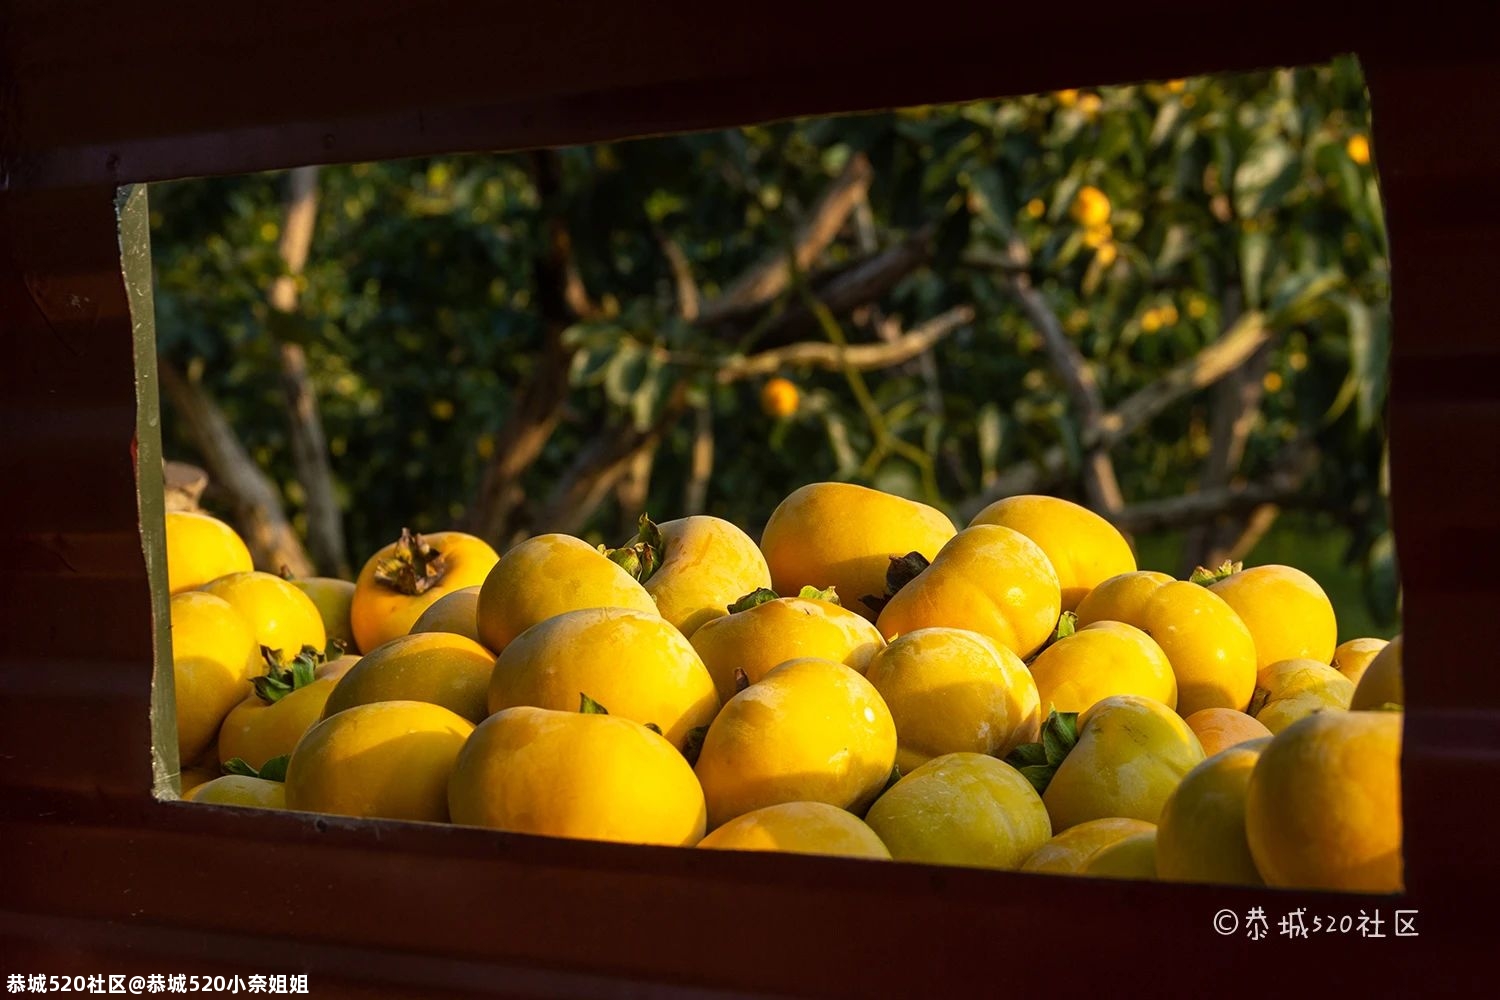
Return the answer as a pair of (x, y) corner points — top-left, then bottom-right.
(1234, 137), (1299, 218)
(976, 403), (1004, 484)
(895, 116), (942, 144)
(1016, 764), (1054, 796)
(579, 693), (610, 715)
(1080, 249), (1108, 298)
(1239, 229), (1271, 310)
(1054, 611), (1077, 641)
(932, 203), (974, 277)
(1154, 223), (1193, 273)
(1213, 131), (1239, 202)
(1041, 710), (1080, 768)
(922, 129), (980, 197)
(290, 647), (320, 689)
(629, 357), (675, 432)
(222, 757), (259, 778)
(1003, 710), (1078, 795)
(1051, 407), (1083, 476)
(727, 588), (780, 614)
(966, 167), (1010, 235)
(1048, 171), (1084, 225)
(568, 344), (616, 388)
(1344, 296), (1390, 430)
(250, 672), (294, 705)
(1267, 269), (1344, 328)
(1049, 226), (1087, 272)
(1322, 371), (1360, 427)
(1006, 742), (1049, 769)
(1148, 100), (1184, 150)
(1336, 151), (1367, 212)
(1364, 530), (1401, 626)
(602, 343), (650, 408)
(258, 755), (291, 783)
(820, 410), (861, 479)
(251, 645), (325, 705)
(797, 585), (841, 605)
(220, 755), (289, 783)
(1096, 114), (1138, 170)
(645, 189), (687, 223)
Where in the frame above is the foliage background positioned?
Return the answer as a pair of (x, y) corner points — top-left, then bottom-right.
(149, 55), (1397, 639)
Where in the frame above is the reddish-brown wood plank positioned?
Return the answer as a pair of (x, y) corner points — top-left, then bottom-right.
(0, 786), (1469, 996)
(1369, 48), (1500, 729)
(3, 0), (1499, 992)
(2, 0), (1376, 188)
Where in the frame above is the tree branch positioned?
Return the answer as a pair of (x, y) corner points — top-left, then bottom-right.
(158, 360), (314, 576)
(1003, 237), (1122, 513)
(268, 167), (318, 312)
(1180, 289), (1275, 573)
(658, 229), (700, 322)
(266, 165), (349, 577)
(684, 402), (715, 516)
(1105, 480), (1315, 534)
(697, 152), (873, 326)
(1106, 440), (1318, 534)
(613, 441), (658, 538)
(1096, 312), (1272, 447)
(747, 228), (933, 346)
(163, 460), (208, 513)
(962, 246), (1041, 276)
(712, 305), (974, 383)
(857, 190), (956, 484)
(530, 387), (690, 537)
(467, 150), (596, 547)
(954, 312), (1273, 522)
(1221, 502), (1282, 562)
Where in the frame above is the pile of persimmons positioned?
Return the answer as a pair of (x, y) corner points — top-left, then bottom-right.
(166, 482), (1402, 891)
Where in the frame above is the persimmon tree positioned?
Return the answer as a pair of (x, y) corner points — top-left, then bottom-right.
(149, 55), (1394, 624)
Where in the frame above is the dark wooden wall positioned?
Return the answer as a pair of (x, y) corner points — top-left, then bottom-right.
(2, 1), (1495, 994)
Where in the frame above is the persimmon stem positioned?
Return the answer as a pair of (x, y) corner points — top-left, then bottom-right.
(373, 528), (448, 595)
(599, 514), (665, 583)
(861, 551), (931, 615)
(252, 645), (324, 703)
(1189, 560), (1242, 586)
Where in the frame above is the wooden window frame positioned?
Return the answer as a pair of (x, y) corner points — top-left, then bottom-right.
(2, 2), (1495, 992)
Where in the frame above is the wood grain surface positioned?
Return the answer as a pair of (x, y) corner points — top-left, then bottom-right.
(1, 1), (1495, 993)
